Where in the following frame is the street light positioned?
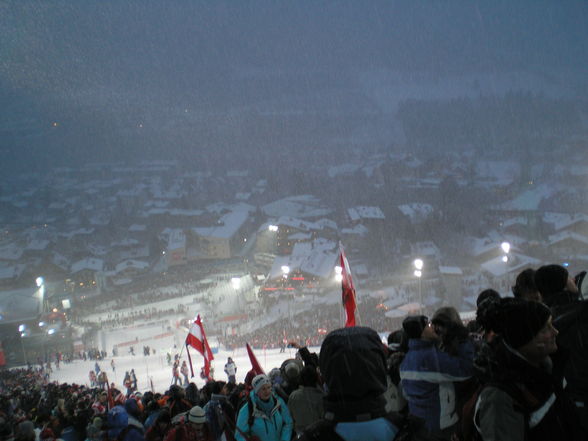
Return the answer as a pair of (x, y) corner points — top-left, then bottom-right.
(413, 259), (424, 313)
(19, 324), (27, 365)
(231, 277), (241, 290)
(334, 265), (343, 283)
(501, 242), (511, 254)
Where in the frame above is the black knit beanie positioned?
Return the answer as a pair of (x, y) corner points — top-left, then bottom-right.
(498, 298), (551, 349)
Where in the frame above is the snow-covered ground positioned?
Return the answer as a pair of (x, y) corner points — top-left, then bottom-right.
(50, 345), (317, 394)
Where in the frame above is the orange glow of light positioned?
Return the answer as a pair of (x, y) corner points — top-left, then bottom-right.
(291, 277), (305, 280)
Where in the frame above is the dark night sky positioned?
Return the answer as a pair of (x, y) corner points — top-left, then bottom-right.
(2, 1), (588, 174)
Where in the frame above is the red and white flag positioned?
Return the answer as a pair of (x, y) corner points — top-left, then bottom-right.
(340, 245), (357, 327)
(185, 315), (214, 380)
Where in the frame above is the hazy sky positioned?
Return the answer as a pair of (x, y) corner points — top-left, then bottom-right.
(2, 1), (587, 173)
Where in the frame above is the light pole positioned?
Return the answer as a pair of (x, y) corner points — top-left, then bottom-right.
(36, 277), (45, 313)
(281, 266), (291, 319)
(19, 324), (27, 365)
(413, 259), (424, 313)
(501, 242), (511, 290)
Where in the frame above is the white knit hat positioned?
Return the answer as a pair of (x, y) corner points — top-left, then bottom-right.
(188, 406), (206, 424)
(252, 374), (271, 394)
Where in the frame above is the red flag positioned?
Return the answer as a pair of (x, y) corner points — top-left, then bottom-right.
(185, 315), (214, 379)
(340, 246), (357, 327)
(246, 342), (265, 375)
(105, 375), (115, 410)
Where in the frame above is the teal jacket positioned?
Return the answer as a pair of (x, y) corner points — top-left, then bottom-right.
(235, 390), (293, 441)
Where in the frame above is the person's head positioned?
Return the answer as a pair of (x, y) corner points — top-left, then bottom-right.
(299, 365), (319, 388)
(476, 289), (500, 308)
(512, 268), (541, 302)
(187, 406), (207, 433)
(155, 409), (171, 429)
(252, 374), (272, 401)
(534, 264), (577, 306)
(124, 398), (140, 419)
(402, 315), (429, 340)
(319, 327), (388, 420)
(99, 391), (108, 403)
(495, 298), (557, 365)
(431, 306), (462, 330)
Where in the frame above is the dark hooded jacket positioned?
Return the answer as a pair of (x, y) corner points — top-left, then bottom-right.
(474, 339), (583, 441)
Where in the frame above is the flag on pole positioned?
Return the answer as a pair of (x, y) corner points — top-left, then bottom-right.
(105, 375), (115, 410)
(246, 342), (265, 375)
(340, 245), (357, 327)
(185, 315), (214, 380)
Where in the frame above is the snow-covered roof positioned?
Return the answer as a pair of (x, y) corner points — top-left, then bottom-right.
(0, 264), (25, 280)
(496, 184), (558, 212)
(268, 238), (338, 279)
(263, 195), (332, 219)
(347, 206), (385, 222)
(543, 212), (588, 231)
(548, 231), (588, 246)
(341, 224), (369, 236)
(26, 239), (50, 251)
(288, 232), (312, 240)
(439, 266), (463, 275)
(115, 259), (150, 273)
(327, 163), (361, 178)
(235, 192), (251, 201)
(60, 228), (95, 239)
(398, 203), (433, 221)
(314, 218), (338, 230)
(71, 257), (104, 274)
(87, 244), (108, 256)
(0, 243), (24, 261)
(193, 210), (250, 240)
(165, 229), (186, 249)
(51, 252), (69, 270)
(0, 287), (43, 323)
(276, 216), (315, 232)
(475, 160), (519, 186)
(119, 245), (150, 260)
(480, 253), (540, 278)
(111, 238), (140, 247)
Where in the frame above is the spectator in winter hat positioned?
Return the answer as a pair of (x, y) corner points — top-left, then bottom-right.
(400, 306), (474, 438)
(287, 365), (324, 437)
(475, 297), (584, 441)
(235, 374), (293, 441)
(164, 406), (212, 441)
(299, 327), (417, 441)
(534, 265), (588, 433)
